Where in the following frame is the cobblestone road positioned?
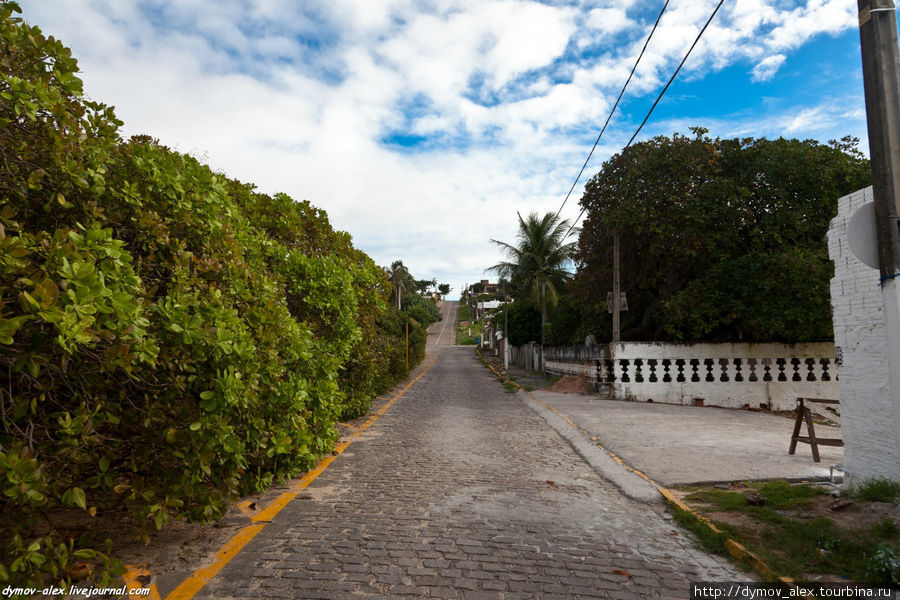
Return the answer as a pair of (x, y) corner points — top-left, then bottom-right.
(199, 313), (743, 599)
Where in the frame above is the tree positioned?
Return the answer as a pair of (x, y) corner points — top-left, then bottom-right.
(575, 129), (871, 342)
(413, 278), (436, 295)
(498, 301), (541, 346)
(402, 293), (442, 328)
(383, 260), (414, 309)
(488, 212), (577, 349)
(437, 283), (451, 297)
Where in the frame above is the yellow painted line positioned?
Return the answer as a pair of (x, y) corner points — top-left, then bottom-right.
(658, 487), (692, 513)
(725, 539), (775, 578)
(156, 349), (443, 600)
(166, 523), (265, 600)
(657, 485), (804, 585)
(123, 566), (161, 600)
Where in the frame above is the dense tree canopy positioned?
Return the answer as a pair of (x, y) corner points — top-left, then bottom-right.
(575, 129), (871, 342)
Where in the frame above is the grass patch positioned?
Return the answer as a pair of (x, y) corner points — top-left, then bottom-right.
(455, 309), (481, 345)
(670, 505), (729, 555)
(686, 480), (825, 513)
(675, 481), (900, 583)
(456, 303), (470, 322)
(503, 382), (518, 393)
(848, 478), (900, 504)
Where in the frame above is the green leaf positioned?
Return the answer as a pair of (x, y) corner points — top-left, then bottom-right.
(199, 395), (217, 412)
(189, 422), (201, 431)
(71, 487), (86, 510)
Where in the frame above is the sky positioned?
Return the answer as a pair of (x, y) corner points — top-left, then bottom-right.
(20, 0), (872, 299)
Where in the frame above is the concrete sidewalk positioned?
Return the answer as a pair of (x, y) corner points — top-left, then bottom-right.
(527, 390), (843, 487)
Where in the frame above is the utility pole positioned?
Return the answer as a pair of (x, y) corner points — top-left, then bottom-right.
(503, 280), (509, 370)
(612, 232), (621, 342)
(857, 0), (900, 457)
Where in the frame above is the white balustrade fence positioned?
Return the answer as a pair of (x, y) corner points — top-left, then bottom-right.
(539, 341), (838, 411)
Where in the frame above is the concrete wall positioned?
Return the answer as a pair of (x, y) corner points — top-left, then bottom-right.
(609, 342), (838, 411)
(828, 186), (900, 483)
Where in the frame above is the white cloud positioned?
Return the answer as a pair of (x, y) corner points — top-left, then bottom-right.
(752, 54), (787, 81)
(586, 7), (632, 36)
(17, 0), (868, 297)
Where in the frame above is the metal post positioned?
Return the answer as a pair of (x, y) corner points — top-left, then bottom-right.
(857, 0), (900, 463)
(613, 232), (621, 342)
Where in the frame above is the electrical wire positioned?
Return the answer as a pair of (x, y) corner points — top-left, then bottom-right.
(562, 0), (728, 240)
(554, 0), (670, 221)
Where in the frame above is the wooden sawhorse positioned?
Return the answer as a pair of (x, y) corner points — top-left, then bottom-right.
(788, 398), (844, 463)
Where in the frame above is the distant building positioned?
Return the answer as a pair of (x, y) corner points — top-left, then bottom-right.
(468, 280), (499, 295)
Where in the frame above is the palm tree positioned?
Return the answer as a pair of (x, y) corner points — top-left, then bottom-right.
(487, 212), (578, 357)
(384, 260), (412, 310)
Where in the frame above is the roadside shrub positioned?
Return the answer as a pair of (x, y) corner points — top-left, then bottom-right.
(867, 543), (900, 586)
(0, 3), (420, 589)
(402, 293), (441, 329)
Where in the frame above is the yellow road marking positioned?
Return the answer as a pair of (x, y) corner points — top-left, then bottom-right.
(166, 523), (266, 600)
(128, 350), (443, 600)
(123, 566), (161, 600)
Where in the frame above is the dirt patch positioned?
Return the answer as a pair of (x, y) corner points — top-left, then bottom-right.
(548, 374), (590, 393)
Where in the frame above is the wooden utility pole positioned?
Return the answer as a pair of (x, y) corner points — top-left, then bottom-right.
(612, 232), (621, 342)
(857, 0), (900, 458)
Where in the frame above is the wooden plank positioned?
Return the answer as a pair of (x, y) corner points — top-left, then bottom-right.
(807, 401), (842, 425)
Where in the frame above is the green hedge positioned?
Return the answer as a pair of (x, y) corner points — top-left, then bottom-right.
(0, 2), (422, 589)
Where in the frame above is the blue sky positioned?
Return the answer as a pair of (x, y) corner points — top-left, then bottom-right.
(21, 0), (873, 299)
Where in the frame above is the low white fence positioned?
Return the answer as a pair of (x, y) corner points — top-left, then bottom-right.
(527, 341), (838, 411)
(610, 342), (838, 411)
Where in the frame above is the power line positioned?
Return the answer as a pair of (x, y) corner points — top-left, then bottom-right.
(554, 0), (670, 221)
(562, 0), (727, 239)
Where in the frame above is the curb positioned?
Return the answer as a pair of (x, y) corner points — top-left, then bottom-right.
(475, 351), (793, 584)
(657, 488), (789, 583)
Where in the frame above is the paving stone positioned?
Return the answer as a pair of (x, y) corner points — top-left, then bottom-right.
(195, 347), (746, 599)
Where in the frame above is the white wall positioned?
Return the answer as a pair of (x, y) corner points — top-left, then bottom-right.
(828, 186), (900, 483)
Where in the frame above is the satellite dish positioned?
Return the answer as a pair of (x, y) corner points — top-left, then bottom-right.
(847, 202), (879, 269)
